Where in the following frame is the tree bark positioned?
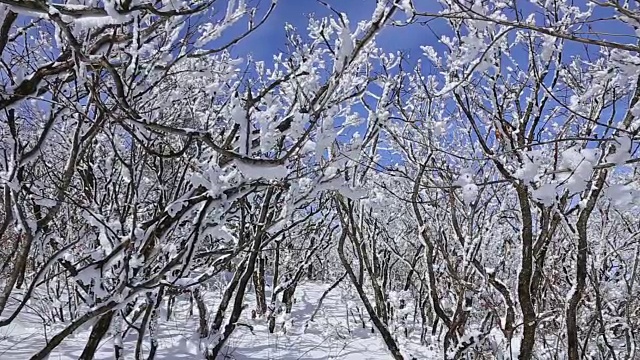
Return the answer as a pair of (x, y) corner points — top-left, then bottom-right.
(515, 185), (536, 360)
(79, 311), (115, 360)
(253, 255), (267, 315)
(337, 227), (404, 360)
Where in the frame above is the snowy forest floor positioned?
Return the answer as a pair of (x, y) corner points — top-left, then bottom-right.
(0, 282), (437, 359)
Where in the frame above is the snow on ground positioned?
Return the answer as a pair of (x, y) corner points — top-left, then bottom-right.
(0, 282), (437, 359)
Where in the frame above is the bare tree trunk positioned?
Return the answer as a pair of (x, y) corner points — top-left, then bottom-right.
(207, 235), (264, 359)
(207, 189), (275, 358)
(515, 186), (537, 360)
(283, 285), (295, 314)
(135, 288), (164, 360)
(268, 241), (280, 333)
(79, 311), (114, 360)
(307, 237), (315, 280)
(193, 287), (209, 338)
(0, 232), (32, 315)
(253, 255), (267, 316)
(336, 227), (404, 360)
(210, 258), (247, 334)
(566, 172), (606, 360)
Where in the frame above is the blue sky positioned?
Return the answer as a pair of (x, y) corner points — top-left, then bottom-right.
(211, 0), (440, 167)
(232, 0), (640, 64)
(225, 0), (435, 62)
(207, 0), (640, 169)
